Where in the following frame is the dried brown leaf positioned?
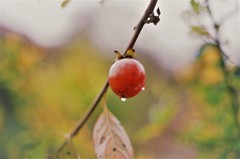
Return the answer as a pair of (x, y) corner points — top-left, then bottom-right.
(93, 107), (134, 159)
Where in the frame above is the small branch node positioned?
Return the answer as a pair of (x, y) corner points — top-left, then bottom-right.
(157, 7), (161, 16)
(64, 133), (71, 140)
(145, 13), (160, 25)
(214, 23), (220, 31)
(145, 7), (161, 25)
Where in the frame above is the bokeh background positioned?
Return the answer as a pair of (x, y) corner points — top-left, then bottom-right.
(0, 0), (240, 158)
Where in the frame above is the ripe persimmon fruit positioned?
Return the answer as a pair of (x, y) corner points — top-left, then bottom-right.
(108, 54), (146, 98)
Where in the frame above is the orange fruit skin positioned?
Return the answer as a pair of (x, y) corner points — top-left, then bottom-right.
(108, 58), (146, 98)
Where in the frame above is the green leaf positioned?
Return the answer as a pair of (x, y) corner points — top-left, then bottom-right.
(191, 26), (210, 37)
(99, 0), (107, 5)
(190, 0), (200, 14)
(27, 138), (52, 159)
(61, 0), (70, 8)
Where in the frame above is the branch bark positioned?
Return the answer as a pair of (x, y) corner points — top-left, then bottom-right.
(124, 0), (158, 55)
(54, 0), (159, 157)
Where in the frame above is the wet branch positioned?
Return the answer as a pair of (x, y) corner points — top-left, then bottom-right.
(54, 0), (160, 157)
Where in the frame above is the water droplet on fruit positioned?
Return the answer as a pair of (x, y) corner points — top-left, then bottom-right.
(142, 87), (145, 91)
(121, 98), (126, 102)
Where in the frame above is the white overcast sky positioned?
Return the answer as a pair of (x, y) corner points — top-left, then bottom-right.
(1, 0), (239, 70)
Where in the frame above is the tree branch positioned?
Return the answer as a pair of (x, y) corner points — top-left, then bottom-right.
(205, 0), (240, 135)
(54, 0), (159, 157)
(124, 0), (159, 55)
(55, 80), (109, 156)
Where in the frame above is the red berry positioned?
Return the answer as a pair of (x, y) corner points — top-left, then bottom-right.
(108, 58), (146, 98)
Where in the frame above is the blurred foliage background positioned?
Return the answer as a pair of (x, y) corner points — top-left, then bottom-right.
(0, 0), (240, 159)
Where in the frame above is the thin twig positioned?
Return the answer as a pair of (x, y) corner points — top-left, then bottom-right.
(124, 0), (159, 55)
(54, 0), (159, 157)
(205, 0), (232, 61)
(205, 0), (240, 134)
(55, 80), (109, 157)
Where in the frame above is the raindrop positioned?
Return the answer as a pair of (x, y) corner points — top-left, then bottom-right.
(142, 87), (145, 91)
(121, 98), (126, 102)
